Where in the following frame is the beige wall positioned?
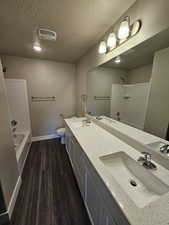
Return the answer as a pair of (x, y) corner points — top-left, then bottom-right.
(127, 64), (152, 84)
(0, 59), (19, 207)
(2, 55), (76, 137)
(76, 0), (169, 115)
(144, 47), (169, 138)
(87, 67), (127, 116)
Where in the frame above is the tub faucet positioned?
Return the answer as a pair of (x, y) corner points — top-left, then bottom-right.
(11, 120), (18, 127)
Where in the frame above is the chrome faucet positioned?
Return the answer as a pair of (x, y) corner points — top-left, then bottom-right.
(160, 144), (169, 154)
(138, 152), (157, 170)
(82, 118), (91, 126)
(96, 116), (103, 120)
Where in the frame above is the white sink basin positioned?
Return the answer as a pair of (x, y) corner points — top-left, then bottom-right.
(100, 152), (169, 208)
(71, 121), (83, 128)
(70, 119), (92, 128)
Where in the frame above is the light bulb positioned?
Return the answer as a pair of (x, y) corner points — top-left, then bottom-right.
(98, 41), (107, 54)
(114, 56), (121, 64)
(33, 45), (42, 52)
(118, 17), (130, 40)
(107, 33), (117, 49)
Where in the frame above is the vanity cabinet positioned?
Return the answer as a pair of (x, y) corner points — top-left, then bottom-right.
(84, 157), (118, 225)
(71, 138), (86, 199)
(65, 126), (130, 225)
(65, 128), (86, 199)
(86, 170), (101, 225)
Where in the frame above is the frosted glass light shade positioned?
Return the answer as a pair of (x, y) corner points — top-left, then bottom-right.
(118, 18), (130, 40)
(98, 41), (107, 54)
(107, 33), (117, 49)
(114, 56), (121, 64)
(131, 20), (141, 36)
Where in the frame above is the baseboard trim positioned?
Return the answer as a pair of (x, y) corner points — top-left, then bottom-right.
(32, 134), (60, 142)
(8, 176), (22, 218)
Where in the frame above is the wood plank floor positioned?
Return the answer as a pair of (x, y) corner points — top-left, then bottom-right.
(10, 139), (91, 225)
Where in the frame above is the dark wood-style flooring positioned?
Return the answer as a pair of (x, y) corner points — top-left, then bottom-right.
(11, 139), (91, 225)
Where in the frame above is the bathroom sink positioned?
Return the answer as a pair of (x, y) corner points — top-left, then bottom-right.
(148, 141), (169, 156)
(100, 152), (169, 208)
(71, 121), (83, 128)
(70, 119), (92, 128)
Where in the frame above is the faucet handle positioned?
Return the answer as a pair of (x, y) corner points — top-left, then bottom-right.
(139, 152), (157, 170)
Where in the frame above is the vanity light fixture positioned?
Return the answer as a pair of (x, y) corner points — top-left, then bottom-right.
(118, 16), (130, 40)
(98, 17), (141, 55)
(98, 41), (107, 54)
(33, 44), (42, 52)
(114, 56), (121, 64)
(107, 32), (117, 49)
(131, 20), (142, 36)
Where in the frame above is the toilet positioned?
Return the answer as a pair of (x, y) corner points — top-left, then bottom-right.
(56, 127), (66, 144)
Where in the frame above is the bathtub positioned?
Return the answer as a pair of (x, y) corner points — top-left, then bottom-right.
(13, 131), (32, 174)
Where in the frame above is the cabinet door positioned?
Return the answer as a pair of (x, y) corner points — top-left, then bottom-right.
(69, 138), (75, 166)
(72, 140), (86, 199)
(65, 135), (69, 153)
(107, 216), (117, 225)
(86, 170), (102, 225)
(65, 129), (72, 154)
(69, 138), (74, 157)
(98, 205), (109, 225)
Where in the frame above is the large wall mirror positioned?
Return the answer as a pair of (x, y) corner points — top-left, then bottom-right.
(87, 28), (169, 140)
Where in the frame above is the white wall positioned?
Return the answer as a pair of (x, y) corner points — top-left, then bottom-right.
(5, 79), (31, 133)
(111, 84), (124, 120)
(111, 83), (150, 129)
(123, 83), (150, 129)
(76, 0), (169, 115)
(87, 67), (127, 116)
(145, 47), (169, 138)
(127, 64), (152, 84)
(2, 55), (76, 137)
(0, 59), (19, 207)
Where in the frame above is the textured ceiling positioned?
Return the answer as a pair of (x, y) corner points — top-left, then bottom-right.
(0, 0), (135, 62)
(103, 28), (169, 70)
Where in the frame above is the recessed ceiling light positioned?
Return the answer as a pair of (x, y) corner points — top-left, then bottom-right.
(114, 56), (121, 64)
(33, 45), (42, 52)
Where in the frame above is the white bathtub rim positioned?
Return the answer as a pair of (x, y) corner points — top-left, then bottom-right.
(15, 131), (31, 161)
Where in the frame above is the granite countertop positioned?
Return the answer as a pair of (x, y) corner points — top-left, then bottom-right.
(65, 117), (169, 225)
(89, 115), (169, 145)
